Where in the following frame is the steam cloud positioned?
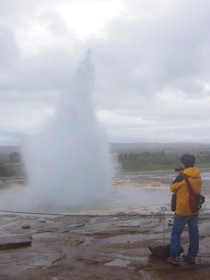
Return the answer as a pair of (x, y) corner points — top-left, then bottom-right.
(5, 52), (112, 213)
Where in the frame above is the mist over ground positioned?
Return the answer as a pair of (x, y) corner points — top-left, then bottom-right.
(0, 53), (112, 212)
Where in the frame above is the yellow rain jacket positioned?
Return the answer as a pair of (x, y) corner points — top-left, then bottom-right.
(170, 167), (202, 216)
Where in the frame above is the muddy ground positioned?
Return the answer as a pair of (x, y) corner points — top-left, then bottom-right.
(1, 170), (210, 280)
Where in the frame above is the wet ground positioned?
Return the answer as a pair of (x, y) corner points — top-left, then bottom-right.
(1, 169), (210, 279)
(1, 212), (210, 280)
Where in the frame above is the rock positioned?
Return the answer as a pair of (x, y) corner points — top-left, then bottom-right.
(148, 242), (184, 257)
(22, 225), (31, 229)
(0, 236), (32, 250)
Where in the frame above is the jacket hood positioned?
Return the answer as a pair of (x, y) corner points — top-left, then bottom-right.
(183, 167), (200, 178)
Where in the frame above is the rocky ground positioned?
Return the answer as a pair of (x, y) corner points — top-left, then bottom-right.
(1, 211), (210, 280)
(1, 169), (210, 280)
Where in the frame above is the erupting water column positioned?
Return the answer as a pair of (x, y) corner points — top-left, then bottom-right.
(23, 52), (111, 212)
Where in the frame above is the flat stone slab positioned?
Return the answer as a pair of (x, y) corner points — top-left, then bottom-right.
(0, 236), (32, 250)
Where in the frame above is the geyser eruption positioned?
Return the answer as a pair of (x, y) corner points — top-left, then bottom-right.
(23, 52), (111, 211)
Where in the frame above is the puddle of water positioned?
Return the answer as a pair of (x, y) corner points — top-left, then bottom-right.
(91, 233), (163, 246)
(31, 231), (55, 239)
(105, 258), (131, 267)
(104, 254), (150, 267)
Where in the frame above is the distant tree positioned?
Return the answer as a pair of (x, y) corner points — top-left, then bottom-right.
(9, 152), (21, 163)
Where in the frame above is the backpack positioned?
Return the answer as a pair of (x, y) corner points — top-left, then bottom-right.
(182, 174), (205, 213)
(171, 193), (177, 211)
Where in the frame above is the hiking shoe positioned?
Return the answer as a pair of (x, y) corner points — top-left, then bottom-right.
(167, 257), (180, 265)
(182, 255), (196, 264)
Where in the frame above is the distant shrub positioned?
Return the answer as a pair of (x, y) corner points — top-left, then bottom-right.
(117, 150), (210, 172)
(0, 164), (23, 177)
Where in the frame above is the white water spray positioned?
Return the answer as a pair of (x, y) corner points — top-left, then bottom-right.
(21, 52), (111, 211)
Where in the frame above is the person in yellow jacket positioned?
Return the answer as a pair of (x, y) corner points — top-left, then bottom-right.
(167, 154), (202, 265)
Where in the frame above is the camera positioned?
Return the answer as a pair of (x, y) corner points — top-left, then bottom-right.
(175, 166), (183, 172)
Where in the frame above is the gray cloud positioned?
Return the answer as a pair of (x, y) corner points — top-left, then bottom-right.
(93, 0), (210, 100)
(0, 25), (18, 67)
(0, 0), (210, 144)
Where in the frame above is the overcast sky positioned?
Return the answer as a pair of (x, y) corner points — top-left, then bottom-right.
(0, 0), (210, 145)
